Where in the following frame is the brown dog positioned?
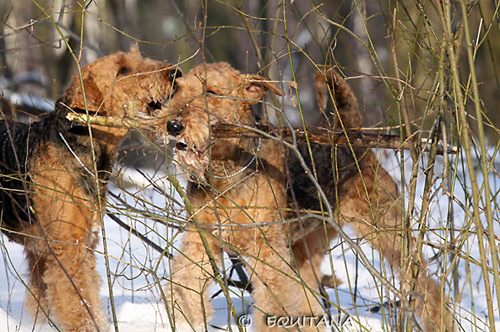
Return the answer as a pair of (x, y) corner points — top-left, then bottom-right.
(162, 62), (453, 331)
(0, 48), (179, 331)
(287, 69), (454, 331)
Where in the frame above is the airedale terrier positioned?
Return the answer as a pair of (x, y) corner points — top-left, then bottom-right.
(0, 48), (180, 331)
(162, 63), (453, 331)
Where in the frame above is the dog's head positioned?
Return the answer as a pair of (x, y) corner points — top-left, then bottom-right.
(62, 46), (181, 141)
(162, 62), (281, 181)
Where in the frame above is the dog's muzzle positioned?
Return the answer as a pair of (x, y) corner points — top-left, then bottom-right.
(167, 119), (184, 136)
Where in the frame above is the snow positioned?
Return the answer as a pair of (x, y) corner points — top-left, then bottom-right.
(1, 148), (500, 331)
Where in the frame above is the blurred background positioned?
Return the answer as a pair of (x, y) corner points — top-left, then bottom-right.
(2, 0), (499, 135)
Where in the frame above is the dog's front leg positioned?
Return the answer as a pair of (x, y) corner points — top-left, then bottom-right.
(245, 232), (321, 332)
(164, 230), (222, 331)
(42, 242), (107, 332)
(28, 170), (108, 332)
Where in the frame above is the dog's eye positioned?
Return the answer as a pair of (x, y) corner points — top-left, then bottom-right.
(207, 90), (218, 96)
(117, 66), (132, 76)
(169, 69), (182, 82)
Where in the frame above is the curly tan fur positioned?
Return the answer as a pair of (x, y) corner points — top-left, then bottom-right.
(162, 63), (454, 331)
(0, 48), (178, 331)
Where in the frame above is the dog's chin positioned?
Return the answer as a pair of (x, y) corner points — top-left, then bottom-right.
(140, 127), (165, 146)
(173, 146), (209, 183)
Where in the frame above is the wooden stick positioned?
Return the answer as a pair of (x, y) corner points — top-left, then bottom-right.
(213, 123), (458, 155)
(65, 112), (155, 128)
(66, 113), (458, 155)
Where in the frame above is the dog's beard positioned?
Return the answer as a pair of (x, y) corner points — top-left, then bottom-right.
(143, 126), (166, 145)
(173, 141), (209, 182)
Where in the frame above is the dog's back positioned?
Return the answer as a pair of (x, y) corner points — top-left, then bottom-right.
(0, 107), (110, 233)
(287, 69), (452, 331)
(286, 69), (368, 223)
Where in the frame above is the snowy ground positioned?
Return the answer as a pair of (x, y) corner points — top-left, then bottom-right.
(1, 148), (500, 331)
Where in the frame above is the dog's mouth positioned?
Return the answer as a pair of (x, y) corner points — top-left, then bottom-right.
(175, 141), (188, 151)
(171, 138), (208, 182)
(147, 100), (163, 115)
(132, 95), (177, 143)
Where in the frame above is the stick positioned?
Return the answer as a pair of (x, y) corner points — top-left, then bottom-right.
(214, 123), (457, 155)
(66, 112), (156, 128)
(66, 113), (458, 155)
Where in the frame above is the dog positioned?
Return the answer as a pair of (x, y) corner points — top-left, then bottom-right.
(162, 62), (453, 331)
(0, 47), (180, 331)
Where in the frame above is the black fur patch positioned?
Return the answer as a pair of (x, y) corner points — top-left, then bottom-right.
(287, 143), (363, 212)
(0, 103), (116, 231)
(0, 120), (38, 229)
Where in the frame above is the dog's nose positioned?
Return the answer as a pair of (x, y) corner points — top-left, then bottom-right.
(167, 119), (184, 136)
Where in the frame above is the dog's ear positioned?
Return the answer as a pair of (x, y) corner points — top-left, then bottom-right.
(243, 74), (282, 103)
(68, 76), (104, 112)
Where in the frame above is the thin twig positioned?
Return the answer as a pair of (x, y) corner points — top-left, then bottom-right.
(106, 210), (173, 259)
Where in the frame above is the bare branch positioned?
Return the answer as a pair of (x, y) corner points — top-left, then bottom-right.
(66, 112), (458, 155)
